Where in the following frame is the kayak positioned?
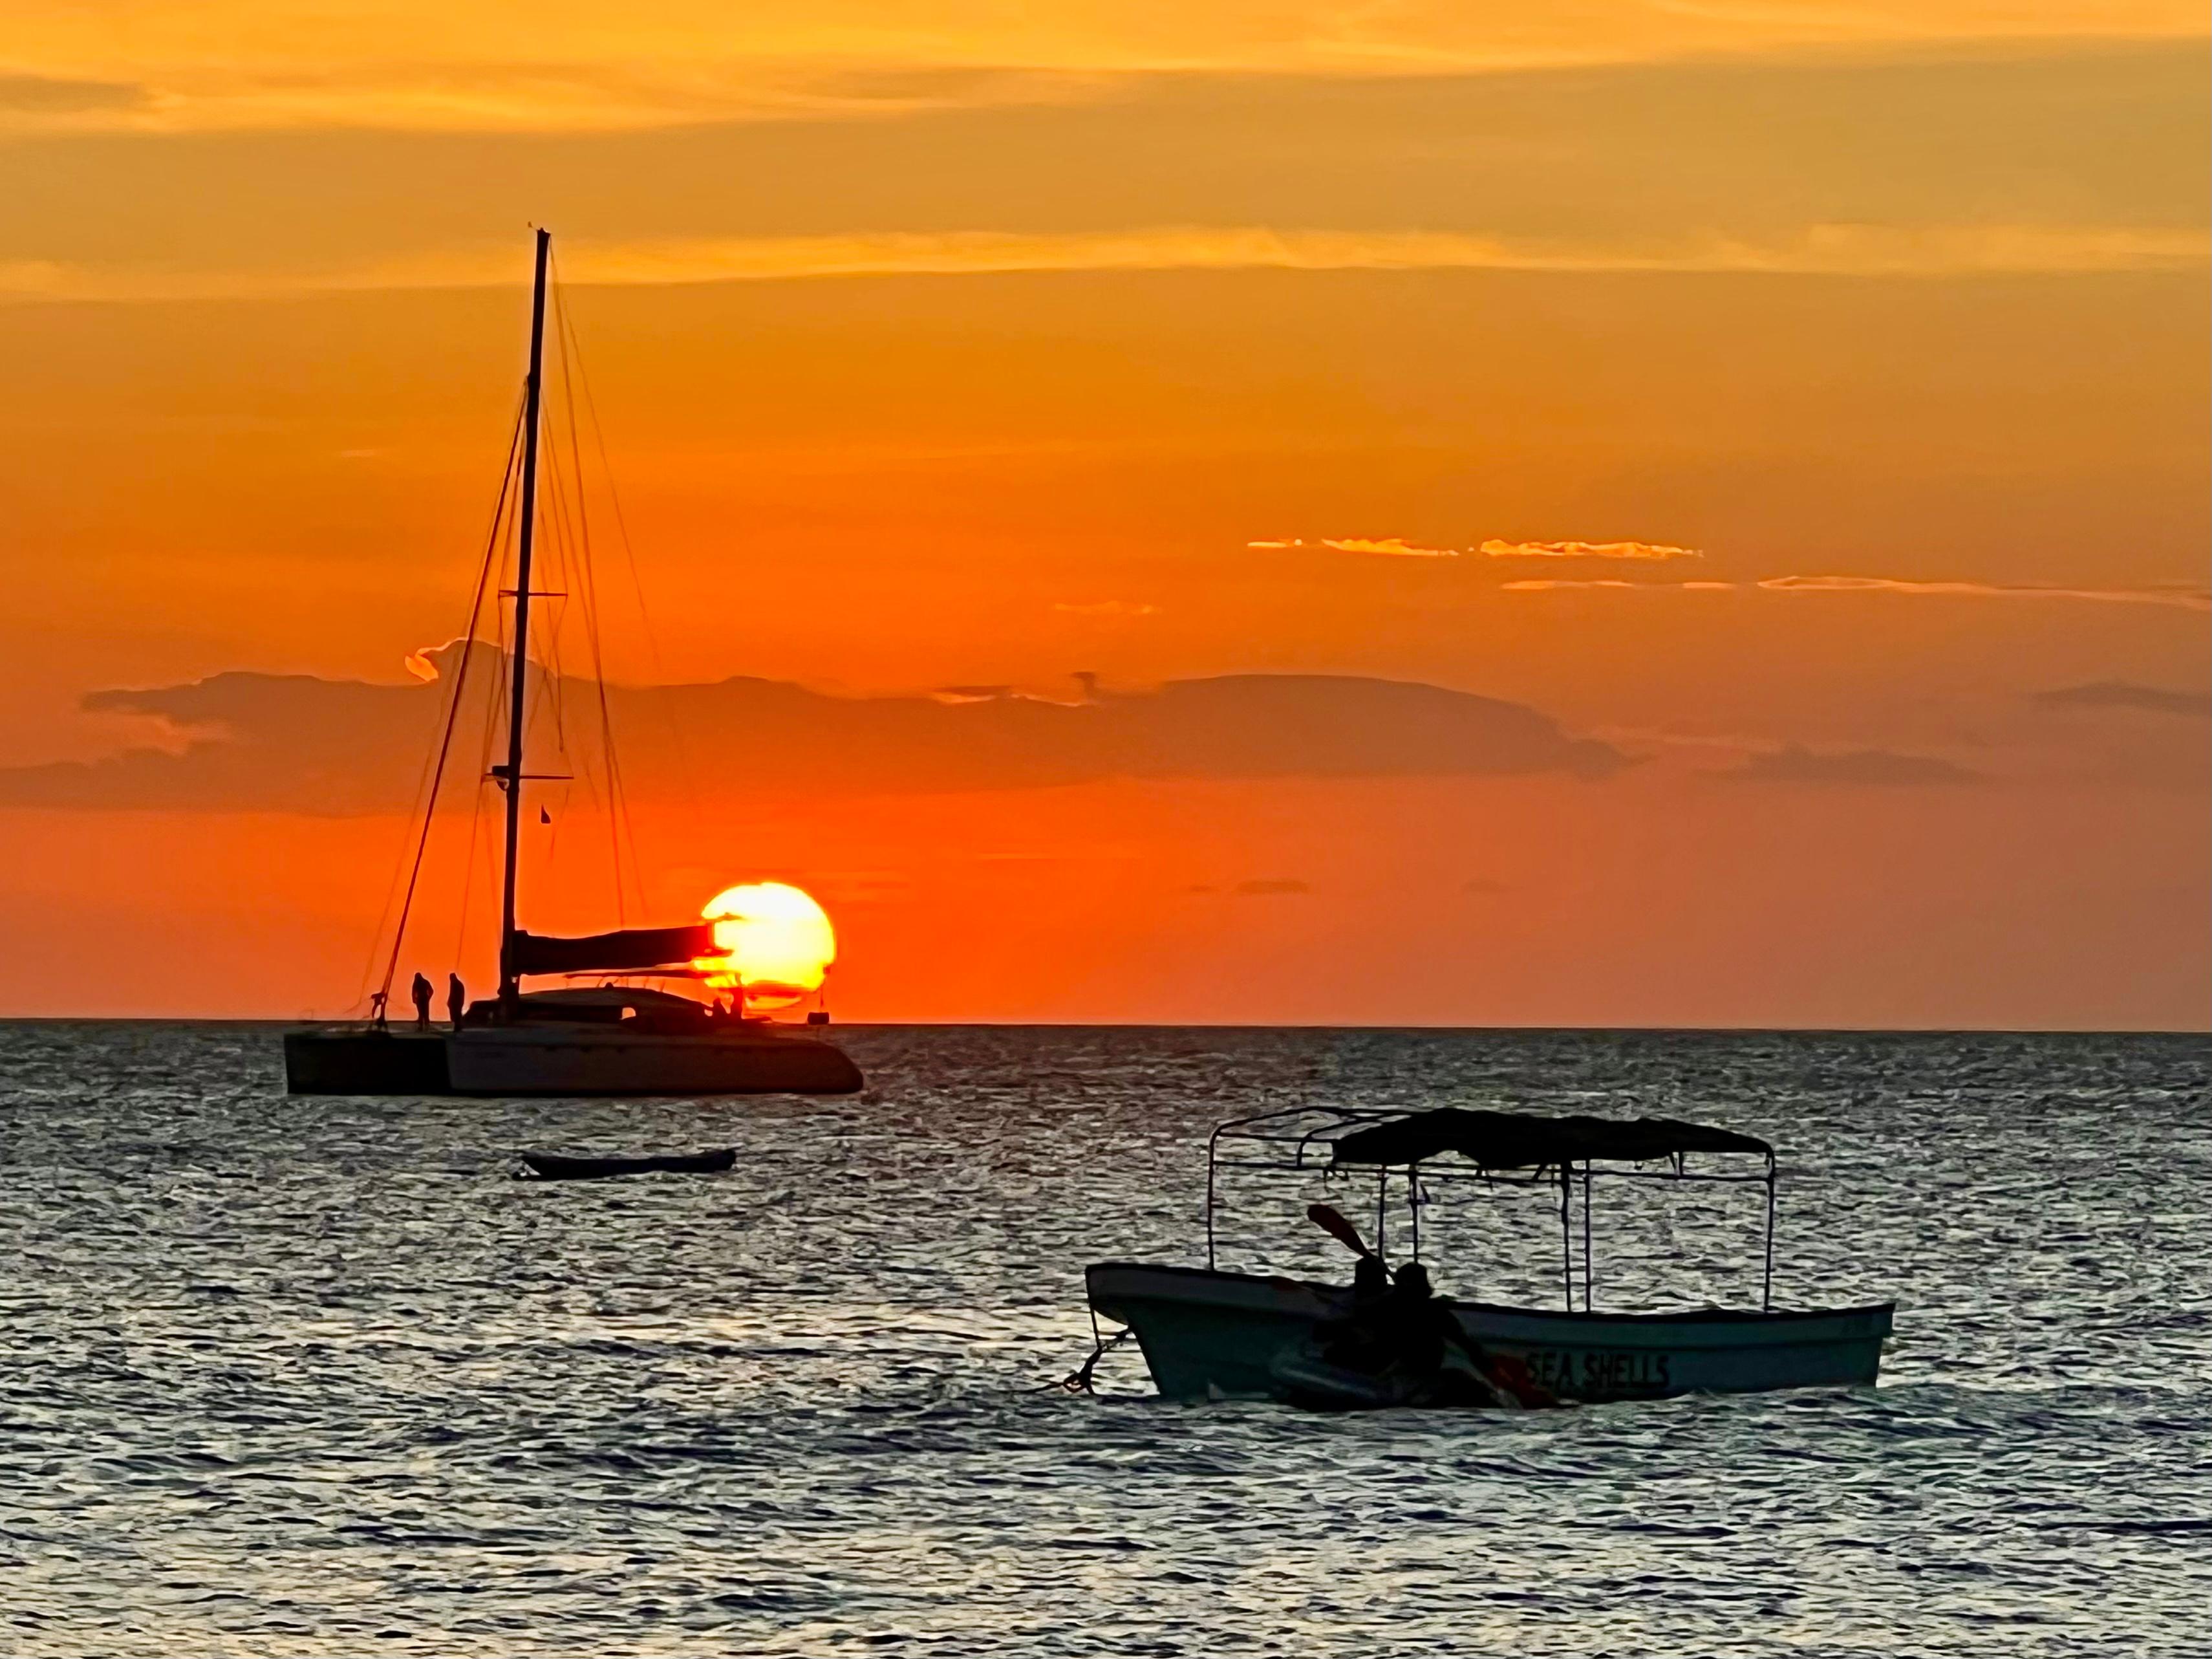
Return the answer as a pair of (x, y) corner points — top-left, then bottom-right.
(517, 1147), (737, 1180)
(1267, 1334), (1553, 1411)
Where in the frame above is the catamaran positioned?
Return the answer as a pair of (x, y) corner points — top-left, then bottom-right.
(285, 230), (861, 1098)
(1086, 1104), (1891, 1407)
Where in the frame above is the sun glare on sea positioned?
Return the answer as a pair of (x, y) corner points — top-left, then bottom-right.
(697, 882), (836, 1004)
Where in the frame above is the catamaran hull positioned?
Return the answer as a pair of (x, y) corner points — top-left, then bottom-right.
(1086, 1262), (1892, 1405)
(284, 1030), (453, 1094)
(443, 1028), (861, 1096)
(284, 1027), (862, 1096)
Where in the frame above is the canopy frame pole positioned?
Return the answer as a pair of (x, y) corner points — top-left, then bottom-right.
(1763, 1153), (1777, 1312)
(1558, 1163), (1573, 1312)
(1407, 1164), (1421, 1263)
(1582, 1160), (1595, 1312)
(1375, 1168), (1388, 1261)
(1205, 1124), (1221, 1271)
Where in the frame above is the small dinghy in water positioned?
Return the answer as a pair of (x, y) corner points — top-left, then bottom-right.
(517, 1147), (736, 1181)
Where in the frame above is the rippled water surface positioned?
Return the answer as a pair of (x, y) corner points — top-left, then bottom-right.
(5, 1024), (2210, 1654)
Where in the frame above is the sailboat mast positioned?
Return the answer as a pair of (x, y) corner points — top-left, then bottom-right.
(497, 227), (552, 1008)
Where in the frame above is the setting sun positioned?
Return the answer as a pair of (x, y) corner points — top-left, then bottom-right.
(696, 882), (837, 1005)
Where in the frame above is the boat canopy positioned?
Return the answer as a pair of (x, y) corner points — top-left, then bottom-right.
(1203, 1101), (1783, 1310)
(510, 924), (718, 977)
(1329, 1108), (1770, 1172)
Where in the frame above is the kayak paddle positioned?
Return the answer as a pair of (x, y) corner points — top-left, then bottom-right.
(1306, 1201), (1376, 1259)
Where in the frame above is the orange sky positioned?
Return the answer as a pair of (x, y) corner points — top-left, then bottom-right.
(1, 4), (2205, 1025)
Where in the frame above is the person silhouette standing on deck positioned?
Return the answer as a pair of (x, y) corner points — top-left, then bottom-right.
(447, 973), (466, 1030)
(411, 971), (433, 1030)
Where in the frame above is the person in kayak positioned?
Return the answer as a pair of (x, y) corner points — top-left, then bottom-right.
(1352, 1253), (1390, 1303)
(1383, 1264), (1558, 1409)
(1377, 1262), (1452, 1375)
(1293, 1202), (1558, 1407)
(1313, 1252), (1394, 1363)
(1315, 1261), (1555, 1409)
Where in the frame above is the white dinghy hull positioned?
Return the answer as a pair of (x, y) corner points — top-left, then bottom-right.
(1087, 1263), (1891, 1405)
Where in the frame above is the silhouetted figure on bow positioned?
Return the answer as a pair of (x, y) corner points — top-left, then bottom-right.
(447, 973), (466, 1030)
(411, 971), (433, 1030)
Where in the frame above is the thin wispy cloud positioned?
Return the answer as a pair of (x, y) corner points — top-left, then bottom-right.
(2034, 682), (2212, 717)
(1249, 537), (1457, 558)
(1505, 579), (1649, 592)
(7, 222), (2206, 305)
(5, 6), (2202, 138)
(1252, 536), (1697, 561)
(1480, 539), (1701, 561)
(1759, 575), (2211, 611)
(1501, 575), (2209, 611)
(1726, 745), (1979, 787)
(0, 60), (1118, 136)
(1331, 537), (1458, 558)
(1501, 578), (1734, 592)
(0, 72), (145, 116)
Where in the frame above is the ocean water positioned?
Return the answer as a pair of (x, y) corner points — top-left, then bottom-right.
(3, 1023), (2209, 1656)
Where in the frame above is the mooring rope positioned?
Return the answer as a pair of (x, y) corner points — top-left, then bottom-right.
(1038, 1325), (1135, 1394)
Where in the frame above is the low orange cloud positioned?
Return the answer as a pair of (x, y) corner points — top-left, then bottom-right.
(0, 655), (1629, 813)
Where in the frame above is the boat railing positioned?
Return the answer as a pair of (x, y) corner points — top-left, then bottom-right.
(1203, 1103), (1780, 1314)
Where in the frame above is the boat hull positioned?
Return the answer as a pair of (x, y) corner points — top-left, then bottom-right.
(445, 1028), (861, 1096)
(284, 1026), (862, 1096)
(518, 1147), (737, 1180)
(284, 1030), (453, 1094)
(1086, 1262), (1892, 1405)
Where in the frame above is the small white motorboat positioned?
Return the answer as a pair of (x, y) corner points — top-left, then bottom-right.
(1085, 1105), (1893, 1407)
